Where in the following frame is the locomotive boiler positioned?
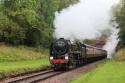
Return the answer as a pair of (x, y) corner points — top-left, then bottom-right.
(50, 38), (107, 70)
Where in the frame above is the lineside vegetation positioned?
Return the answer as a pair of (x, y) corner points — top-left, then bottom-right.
(71, 48), (125, 83)
(0, 44), (50, 79)
(71, 60), (125, 83)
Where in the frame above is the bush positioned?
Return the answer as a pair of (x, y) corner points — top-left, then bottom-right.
(115, 48), (125, 61)
(0, 0), (79, 48)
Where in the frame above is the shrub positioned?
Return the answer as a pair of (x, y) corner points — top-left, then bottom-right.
(115, 48), (125, 61)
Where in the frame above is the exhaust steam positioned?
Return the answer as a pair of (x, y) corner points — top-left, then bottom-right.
(54, 0), (120, 58)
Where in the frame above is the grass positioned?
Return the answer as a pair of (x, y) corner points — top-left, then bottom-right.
(0, 59), (50, 79)
(71, 48), (125, 83)
(71, 60), (125, 83)
(0, 44), (48, 62)
(0, 44), (50, 79)
(115, 48), (125, 61)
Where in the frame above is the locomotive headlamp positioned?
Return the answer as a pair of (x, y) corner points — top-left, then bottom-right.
(50, 56), (53, 60)
(65, 56), (68, 60)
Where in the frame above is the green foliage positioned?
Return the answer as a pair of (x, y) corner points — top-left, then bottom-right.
(114, 0), (125, 46)
(0, 44), (50, 79)
(0, 12), (25, 44)
(0, 44), (48, 62)
(0, 0), (79, 47)
(71, 60), (125, 83)
(115, 48), (125, 61)
(0, 59), (50, 79)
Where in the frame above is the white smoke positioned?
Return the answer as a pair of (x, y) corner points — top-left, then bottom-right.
(103, 28), (119, 58)
(54, 0), (119, 58)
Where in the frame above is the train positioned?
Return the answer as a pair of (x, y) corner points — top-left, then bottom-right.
(49, 38), (107, 70)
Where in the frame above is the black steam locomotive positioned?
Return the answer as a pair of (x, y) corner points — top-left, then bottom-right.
(50, 38), (107, 70)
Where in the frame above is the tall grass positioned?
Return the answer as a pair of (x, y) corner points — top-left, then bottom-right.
(0, 44), (50, 79)
(0, 44), (49, 62)
(115, 48), (125, 61)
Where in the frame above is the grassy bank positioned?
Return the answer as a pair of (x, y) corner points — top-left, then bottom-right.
(0, 44), (49, 61)
(0, 44), (50, 79)
(71, 49), (125, 83)
(71, 60), (125, 83)
(115, 48), (125, 61)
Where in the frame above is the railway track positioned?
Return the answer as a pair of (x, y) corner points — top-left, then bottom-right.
(2, 59), (105, 83)
(39, 59), (106, 83)
(4, 70), (64, 83)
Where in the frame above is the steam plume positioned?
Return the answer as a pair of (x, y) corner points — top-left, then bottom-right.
(54, 0), (119, 58)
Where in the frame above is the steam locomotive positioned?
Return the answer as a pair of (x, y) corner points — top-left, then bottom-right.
(50, 38), (107, 70)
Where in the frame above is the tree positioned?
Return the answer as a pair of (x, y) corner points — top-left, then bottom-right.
(114, 0), (125, 47)
(0, 0), (79, 48)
